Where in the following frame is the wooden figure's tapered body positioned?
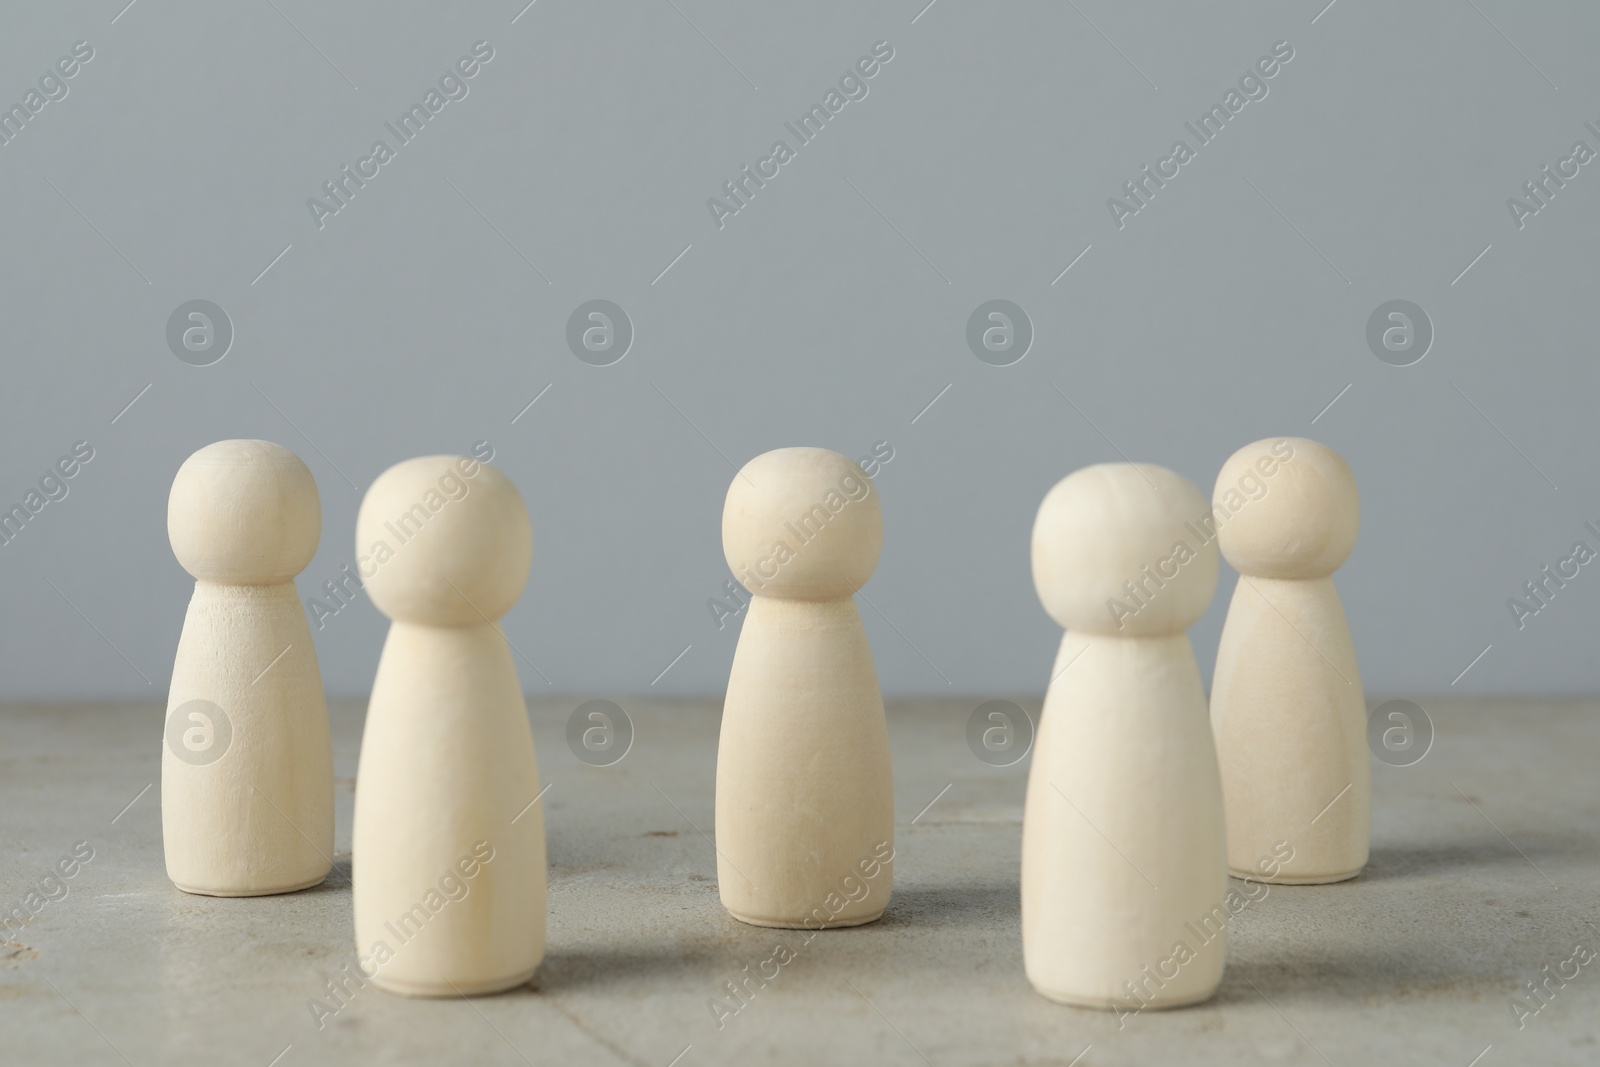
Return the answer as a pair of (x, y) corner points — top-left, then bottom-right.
(1022, 463), (1228, 1011)
(1023, 631), (1227, 1008)
(719, 596), (893, 927)
(354, 621), (545, 995)
(162, 440), (333, 897)
(351, 454), (546, 996)
(1210, 438), (1368, 884)
(716, 447), (894, 929)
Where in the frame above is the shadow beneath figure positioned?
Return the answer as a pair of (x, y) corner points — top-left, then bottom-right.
(531, 944), (723, 993)
(1215, 945), (1509, 1006)
(300, 857), (354, 895)
(875, 881), (1021, 931)
(1362, 838), (1572, 884)
(1211, 836), (1585, 1009)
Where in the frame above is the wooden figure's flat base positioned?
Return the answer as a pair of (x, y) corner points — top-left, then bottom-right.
(727, 908), (885, 930)
(172, 873), (327, 897)
(1232, 867), (1364, 885)
(370, 964), (539, 999)
(1030, 983), (1218, 1011)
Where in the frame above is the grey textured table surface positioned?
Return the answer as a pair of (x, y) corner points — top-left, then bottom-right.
(2, 698), (1596, 1066)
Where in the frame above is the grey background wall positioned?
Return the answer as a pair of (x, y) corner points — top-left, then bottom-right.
(0, 1), (1595, 702)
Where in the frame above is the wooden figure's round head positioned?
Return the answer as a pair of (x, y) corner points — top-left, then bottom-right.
(168, 439), (321, 584)
(356, 455), (531, 626)
(722, 447), (882, 600)
(1213, 437), (1358, 579)
(1032, 462), (1218, 636)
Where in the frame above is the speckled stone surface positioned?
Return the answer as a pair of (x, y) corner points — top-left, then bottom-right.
(1, 698), (1596, 1066)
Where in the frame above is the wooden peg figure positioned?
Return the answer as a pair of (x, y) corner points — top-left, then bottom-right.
(1209, 437), (1368, 884)
(352, 455), (546, 995)
(1022, 463), (1228, 1010)
(716, 447), (894, 929)
(163, 439), (334, 896)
